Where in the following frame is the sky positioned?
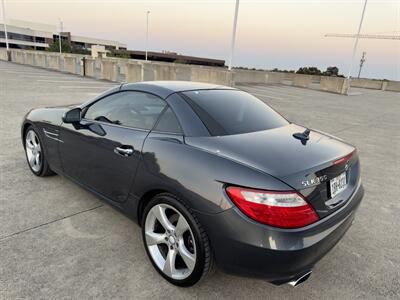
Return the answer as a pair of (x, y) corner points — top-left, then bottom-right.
(2, 0), (400, 80)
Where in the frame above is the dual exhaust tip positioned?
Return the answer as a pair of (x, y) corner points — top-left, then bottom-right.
(286, 271), (312, 287)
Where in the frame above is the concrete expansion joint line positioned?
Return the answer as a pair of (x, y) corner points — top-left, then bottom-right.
(0, 204), (104, 242)
(333, 112), (391, 134)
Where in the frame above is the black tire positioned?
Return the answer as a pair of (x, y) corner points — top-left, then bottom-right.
(141, 193), (213, 287)
(24, 126), (55, 177)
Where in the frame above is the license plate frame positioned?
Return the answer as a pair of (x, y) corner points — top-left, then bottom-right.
(330, 172), (347, 198)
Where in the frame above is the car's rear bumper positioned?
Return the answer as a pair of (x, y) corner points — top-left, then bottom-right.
(195, 181), (364, 284)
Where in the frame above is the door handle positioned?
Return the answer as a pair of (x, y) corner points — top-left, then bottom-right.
(114, 146), (134, 157)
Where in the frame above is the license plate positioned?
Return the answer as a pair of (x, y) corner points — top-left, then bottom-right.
(330, 172), (347, 198)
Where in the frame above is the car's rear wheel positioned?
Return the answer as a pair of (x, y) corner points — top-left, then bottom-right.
(24, 127), (54, 177)
(142, 194), (212, 287)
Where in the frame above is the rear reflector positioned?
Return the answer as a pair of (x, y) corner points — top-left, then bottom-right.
(333, 149), (356, 165)
(226, 186), (319, 228)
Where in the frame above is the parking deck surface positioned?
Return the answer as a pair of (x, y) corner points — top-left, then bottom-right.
(1, 61), (399, 299)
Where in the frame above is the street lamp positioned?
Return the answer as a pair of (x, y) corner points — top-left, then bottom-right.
(145, 10), (150, 61)
(1, 0), (9, 51)
(347, 0), (368, 80)
(228, 0), (240, 70)
(58, 19), (63, 54)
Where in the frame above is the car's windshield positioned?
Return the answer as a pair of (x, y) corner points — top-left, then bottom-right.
(181, 90), (289, 136)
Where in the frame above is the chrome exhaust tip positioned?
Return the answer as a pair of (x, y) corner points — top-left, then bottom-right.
(287, 271), (312, 287)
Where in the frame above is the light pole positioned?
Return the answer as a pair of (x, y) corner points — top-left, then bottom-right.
(1, 0), (9, 51)
(145, 10), (150, 61)
(347, 0), (368, 80)
(228, 0), (240, 70)
(58, 19), (63, 54)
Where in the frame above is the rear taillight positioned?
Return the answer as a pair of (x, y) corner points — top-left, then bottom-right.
(333, 149), (356, 165)
(226, 186), (319, 228)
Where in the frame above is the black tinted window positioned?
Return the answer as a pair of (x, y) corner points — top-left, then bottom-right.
(182, 90), (289, 136)
(154, 107), (182, 134)
(85, 91), (166, 130)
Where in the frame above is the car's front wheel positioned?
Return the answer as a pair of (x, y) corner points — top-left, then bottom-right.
(141, 194), (212, 287)
(24, 126), (54, 177)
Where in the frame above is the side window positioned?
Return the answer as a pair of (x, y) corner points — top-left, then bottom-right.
(154, 107), (182, 134)
(84, 91), (166, 130)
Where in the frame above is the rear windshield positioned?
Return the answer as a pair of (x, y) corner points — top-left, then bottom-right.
(181, 90), (289, 136)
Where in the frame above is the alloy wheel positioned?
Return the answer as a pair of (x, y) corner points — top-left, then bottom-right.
(144, 203), (197, 280)
(25, 130), (42, 172)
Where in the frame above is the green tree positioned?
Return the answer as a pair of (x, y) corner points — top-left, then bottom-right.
(323, 66), (339, 76)
(296, 67), (322, 75)
(271, 68), (295, 73)
(71, 47), (90, 55)
(109, 50), (131, 59)
(47, 40), (72, 53)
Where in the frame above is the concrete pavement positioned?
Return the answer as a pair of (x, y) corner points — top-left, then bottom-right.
(1, 61), (399, 299)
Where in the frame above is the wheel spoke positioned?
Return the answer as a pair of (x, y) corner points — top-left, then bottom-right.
(163, 248), (177, 277)
(35, 153), (40, 166)
(26, 138), (34, 149)
(175, 215), (190, 237)
(32, 135), (38, 147)
(145, 231), (167, 246)
(28, 154), (35, 166)
(27, 130), (34, 142)
(153, 205), (175, 232)
(178, 241), (196, 271)
(26, 131), (34, 148)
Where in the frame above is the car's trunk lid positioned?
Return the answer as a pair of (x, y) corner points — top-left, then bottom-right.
(185, 124), (360, 218)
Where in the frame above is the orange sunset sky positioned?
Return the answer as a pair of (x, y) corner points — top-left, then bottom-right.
(2, 0), (399, 80)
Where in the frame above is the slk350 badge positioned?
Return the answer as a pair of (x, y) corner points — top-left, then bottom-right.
(302, 175), (328, 187)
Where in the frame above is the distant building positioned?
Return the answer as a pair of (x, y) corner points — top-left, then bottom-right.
(114, 50), (225, 67)
(0, 19), (127, 51)
(1, 19), (225, 67)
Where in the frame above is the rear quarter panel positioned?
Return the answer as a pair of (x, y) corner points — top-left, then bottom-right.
(131, 132), (293, 215)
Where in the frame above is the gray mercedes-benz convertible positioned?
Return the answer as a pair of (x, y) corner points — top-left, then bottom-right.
(21, 81), (364, 287)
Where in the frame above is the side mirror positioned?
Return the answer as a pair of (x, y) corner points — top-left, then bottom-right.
(62, 107), (82, 124)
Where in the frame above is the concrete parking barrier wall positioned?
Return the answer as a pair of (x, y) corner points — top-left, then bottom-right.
(233, 70), (288, 85)
(12, 51), (24, 64)
(94, 59), (102, 78)
(348, 78), (400, 92)
(25, 52), (34, 65)
(350, 78), (383, 90)
(0, 48), (344, 93)
(125, 62), (142, 82)
(115, 61), (126, 82)
(64, 56), (78, 74)
(268, 72), (286, 84)
(280, 72), (296, 85)
(48, 54), (60, 71)
(175, 65), (191, 81)
(385, 81), (400, 92)
(2, 48), (399, 95)
(320, 77), (348, 94)
(0, 49), (8, 60)
(233, 70), (268, 84)
(191, 66), (232, 85)
(101, 60), (116, 81)
(35, 53), (46, 68)
(84, 58), (95, 77)
(311, 75), (322, 83)
(153, 64), (176, 81)
(232, 71), (315, 88)
(293, 74), (312, 88)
